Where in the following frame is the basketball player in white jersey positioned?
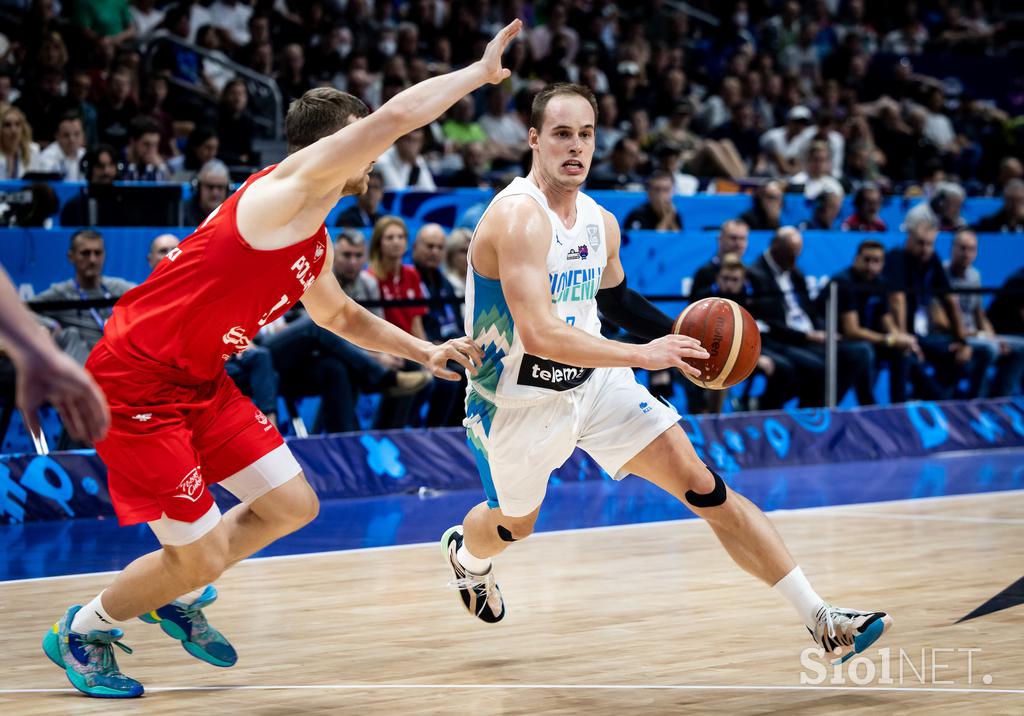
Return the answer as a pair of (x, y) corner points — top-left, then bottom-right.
(442, 83), (892, 663)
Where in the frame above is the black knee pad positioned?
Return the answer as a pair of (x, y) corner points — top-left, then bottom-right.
(685, 468), (727, 508)
(497, 525), (517, 542)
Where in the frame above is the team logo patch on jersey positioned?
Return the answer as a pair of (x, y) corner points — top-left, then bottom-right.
(131, 413), (153, 422)
(586, 224), (600, 250)
(255, 409), (273, 431)
(566, 245), (589, 260)
(314, 242), (325, 260)
(639, 401), (653, 414)
(173, 467), (205, 502)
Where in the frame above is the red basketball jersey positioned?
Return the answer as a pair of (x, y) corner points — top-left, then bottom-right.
(102, 165), (329, 382)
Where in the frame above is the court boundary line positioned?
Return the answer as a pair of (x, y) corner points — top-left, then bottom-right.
(3, 488), (1022, 586)
(1, 682), (1022, 696)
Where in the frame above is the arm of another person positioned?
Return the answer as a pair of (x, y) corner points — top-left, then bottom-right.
(237, 21), (520, 242)
(300, 244), (480, 380)
(0, 269), (109, 442)
(487, 198), (707, 374)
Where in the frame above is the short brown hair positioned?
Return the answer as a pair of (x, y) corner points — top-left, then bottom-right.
(719, 252), (746, 273)
(285, 87), (370, 153)
(530, 83), (598, 131)
(857, 240), (885, 255)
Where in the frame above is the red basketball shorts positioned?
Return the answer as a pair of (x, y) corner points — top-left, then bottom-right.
(87, 341), (285, 526)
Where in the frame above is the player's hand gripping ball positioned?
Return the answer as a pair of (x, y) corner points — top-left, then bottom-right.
(673, 297), (761, 389)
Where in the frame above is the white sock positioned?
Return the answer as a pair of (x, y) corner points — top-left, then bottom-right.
(773, 566), (827, 629)
(457, 543), (492, 575)
(71, 591), (129, 634)
(175, 586), (208, 605)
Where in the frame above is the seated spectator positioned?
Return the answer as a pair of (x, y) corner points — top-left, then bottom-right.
(652, 143), (700, 197)
(183, 160), (231, 226)
(739, 180), (785, 231)
(376, 129), (436, 191)
(412, 223), (465, 426)
(587, 137), (643, 191)
(937, 230), (1024, 397)
(624, 171), (682, 232)
(60, 145), (121, 226)
(973, 179), (1024, 233)
(336, 171), (384, 228)
(447, 142), (490, 188)
(442, 96), (488, 147)
(443, 228), (471, 300)
(334, 229), (383, 315)
(96, 67), (139, 151)
(747, 227), (871, 406)
(479, 85), (527, 165)
(276, 43), (312, 105)
(146, 234), (181, 269)
(820, 240), (921, 404)
(217, 79), (257, 167)
(884, 215), (973, 400)
(131, 0), (166, 36)
(121, 117), (172, 182)
(594, 93), (624, 161)
(757, 105), (812, 177)
(15, 66), (73, 145)
(38, 113), (87, 181)
(690, 220), (750, 301)
(0, 107), (42, 179)
(789, 140), (844, 199)
(67, 71), (100, 147)
(904, 182), (968, 233)
(369, 216), (428, 340)
(799, 187), (844, 230)
(169, 126), (221, 180)
(709, 102), (760, 171)
(842, 183), (887, 232)
(33, 230), (135, 352)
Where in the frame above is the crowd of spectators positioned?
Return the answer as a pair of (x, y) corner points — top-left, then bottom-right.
(1, 0), (1023, 437)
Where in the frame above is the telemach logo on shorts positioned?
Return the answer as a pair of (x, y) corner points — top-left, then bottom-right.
(173, 467), (205, 502)
(517, 354), (593, 391)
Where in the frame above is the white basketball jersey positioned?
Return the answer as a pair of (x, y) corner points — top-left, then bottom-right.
(464, 177), (608, 401)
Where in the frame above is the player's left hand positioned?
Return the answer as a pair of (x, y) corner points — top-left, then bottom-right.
(477, 19), (522, 85)
(425, 336), (484, 380)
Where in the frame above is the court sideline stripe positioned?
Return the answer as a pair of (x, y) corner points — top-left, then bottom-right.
(2, 488), (1022, 586)
(1, 683), (1022, 696)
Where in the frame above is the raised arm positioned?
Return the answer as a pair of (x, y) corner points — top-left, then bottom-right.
(484, 198), (707, 374)
(237, 21), (521, 245)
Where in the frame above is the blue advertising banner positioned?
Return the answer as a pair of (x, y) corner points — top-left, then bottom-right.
(2, 398), (1021, 525)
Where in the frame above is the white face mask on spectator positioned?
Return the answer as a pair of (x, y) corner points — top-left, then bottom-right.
(379, 40), (397, 56)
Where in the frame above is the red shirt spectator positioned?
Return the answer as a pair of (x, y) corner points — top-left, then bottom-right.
(369, 216), (428, 338)
(841, 213), (888, 232)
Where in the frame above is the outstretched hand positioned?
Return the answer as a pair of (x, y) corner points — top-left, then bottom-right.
(425, 336), (485, 381)
(17, 349), (110, 444)
(477, 19), (523, 85)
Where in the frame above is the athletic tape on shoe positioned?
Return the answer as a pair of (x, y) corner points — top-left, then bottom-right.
(685, 468), (727, 508)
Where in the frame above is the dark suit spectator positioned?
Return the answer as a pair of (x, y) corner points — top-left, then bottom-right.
(121, 116), (172, 182)
(973, 179), (1024, 233)
(884, 215), (973, 400)
(739, 180), (785, 231)
(624, 171), (683, 231)
(60, 145), (121, 226)
(412, 223), (465, 426)
(842, 184), (888, 232)
(33, 230), (135, 352)
(819, 240), (922, 404)
(96, 67), (139, 152)
(336, 171), (384, 228)
(988, 267), (1024, 336)
(218, 79), (257, 167)
(747, 227), (871, 406)
(690, 219), (750, 301)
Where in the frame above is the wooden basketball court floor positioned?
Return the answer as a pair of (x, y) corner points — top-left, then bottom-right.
(2, 482), (1022, 715)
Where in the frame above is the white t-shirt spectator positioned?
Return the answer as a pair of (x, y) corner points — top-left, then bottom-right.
(528, 24), (579, 63)
(0, 142), (42, 179)
(792, 127), (846, 177)
(759, 127), (805, 175)
(789, 172), (844, 200)
(375, 145), (436, 191)
(130, 5), (165, 35)
(38, 143), (85, 181)
(209, 0), (253, 46)
(924, 112), (956, 152)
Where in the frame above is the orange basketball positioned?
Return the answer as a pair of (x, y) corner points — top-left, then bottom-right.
(672, 297), (761, 390)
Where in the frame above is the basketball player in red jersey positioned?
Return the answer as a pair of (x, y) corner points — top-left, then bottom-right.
(42, 21), (522, 699)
